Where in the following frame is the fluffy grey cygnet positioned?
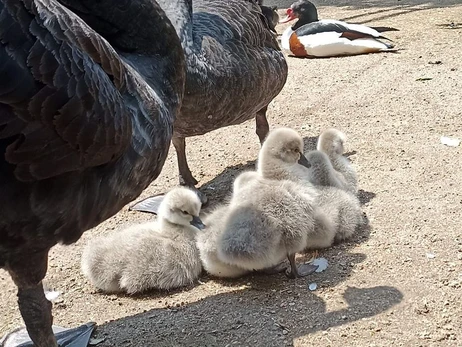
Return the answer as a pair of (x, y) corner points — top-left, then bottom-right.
(196, 204), (250, 279)
(257, 127), (312, 183)
(81, 187), (205, 294)
(304, 149), (363, 249)
(316, 128), (358, 194)
(216, 171), (318, 278)
(305, 150), (347, 191)
(306, 186), (364, 250)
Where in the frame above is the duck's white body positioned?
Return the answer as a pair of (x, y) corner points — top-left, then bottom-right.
(281, 19), (394, 57)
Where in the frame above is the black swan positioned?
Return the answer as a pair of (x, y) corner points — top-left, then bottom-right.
(149, 0), (288, 205)
(0, 0), (185, 345)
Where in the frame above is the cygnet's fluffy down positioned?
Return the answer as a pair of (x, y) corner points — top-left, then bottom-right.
(305, 150), (347, 191)
(306, 186), (364, 250)
(197, 171), (269, 279)
(81, 187), (205, 294)
(317, 128), (358, 194)
(256, 127), (362, 250)
(216, 171), (318, 278)
(303, 149), (363, 248)
(257, 127), (312, 183)
(197, 205), (250, 279)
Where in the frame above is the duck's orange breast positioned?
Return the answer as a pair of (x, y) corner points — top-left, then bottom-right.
(289, 32), (308, 57)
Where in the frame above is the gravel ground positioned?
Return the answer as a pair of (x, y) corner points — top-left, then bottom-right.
(1, 1), (461, 346)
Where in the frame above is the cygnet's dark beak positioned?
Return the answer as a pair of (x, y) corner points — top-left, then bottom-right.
(298, 153), (311, 168)
(190, 215), (206, 230)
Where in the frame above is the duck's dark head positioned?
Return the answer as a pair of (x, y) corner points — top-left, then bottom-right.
(279, 0), (319, 30)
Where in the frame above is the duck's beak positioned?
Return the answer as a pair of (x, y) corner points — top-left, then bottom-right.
(298, 153), (311, 168)
(190, 215), (206, 230)
(279, 8), (297, 23)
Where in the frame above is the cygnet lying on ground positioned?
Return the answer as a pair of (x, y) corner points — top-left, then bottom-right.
(197, 204), (250, 279)
(316, 128), (358, 194)
(216, 171), (319, 278)
(197, 171), (282, 279)
(297, 149), (363, 249)
(306, 186), (364, 250)
(81, 187), (205, 294)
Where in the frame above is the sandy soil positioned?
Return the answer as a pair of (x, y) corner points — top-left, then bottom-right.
(1, 1), (461, 346)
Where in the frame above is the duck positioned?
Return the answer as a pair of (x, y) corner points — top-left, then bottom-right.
(216, 170), (319, 279)
(317, 128), (358, 194)
(81, 187), (205, 294)
(303, 151), (364, 249)
(145, 0), (288, 205)
(279, 0), (397, 58)
(0, 0), (185, 346)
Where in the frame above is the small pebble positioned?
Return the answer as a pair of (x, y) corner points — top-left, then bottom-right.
(308, 283), (317, 291)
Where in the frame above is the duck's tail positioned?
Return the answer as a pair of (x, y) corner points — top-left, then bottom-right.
(370, 26), (400, 33)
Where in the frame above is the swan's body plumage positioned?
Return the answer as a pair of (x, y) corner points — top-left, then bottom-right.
(0, 0), (185, 345)
(157, 0), (288, 196)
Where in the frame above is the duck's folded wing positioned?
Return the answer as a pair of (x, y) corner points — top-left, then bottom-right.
(0, 0), (131, 182)
(296, 20), (381, 40)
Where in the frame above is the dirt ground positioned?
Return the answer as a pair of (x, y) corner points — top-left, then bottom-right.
(1, 0), (461, 346)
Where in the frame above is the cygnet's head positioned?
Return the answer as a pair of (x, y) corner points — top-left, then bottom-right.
(233, 171), (260, 192)
(317, 128), (347, 156)
(158, 187), (205, 230)
(259, 127), (311, 168)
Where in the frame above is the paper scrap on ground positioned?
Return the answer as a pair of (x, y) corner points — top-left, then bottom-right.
(44, 290), (61, 302)
(441, 136), (460, 147)
(312, 257), (328, 272)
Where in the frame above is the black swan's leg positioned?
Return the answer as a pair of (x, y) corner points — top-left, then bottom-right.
(255, 105), (270, 145)
(8, 250), (58, 347)
(172, 135), (207, 204)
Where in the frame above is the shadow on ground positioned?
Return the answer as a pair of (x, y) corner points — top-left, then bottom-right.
(92, 285), (403, 346)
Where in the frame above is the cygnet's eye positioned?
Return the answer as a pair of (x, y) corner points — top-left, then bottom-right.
(181, 210), (189, 215)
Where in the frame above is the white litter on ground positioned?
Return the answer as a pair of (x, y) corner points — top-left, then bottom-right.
(440, 136), (460, 147)
(44, 290), (61, 302)
(312, 258), (328, 272)
(308, 283), (318, 291)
